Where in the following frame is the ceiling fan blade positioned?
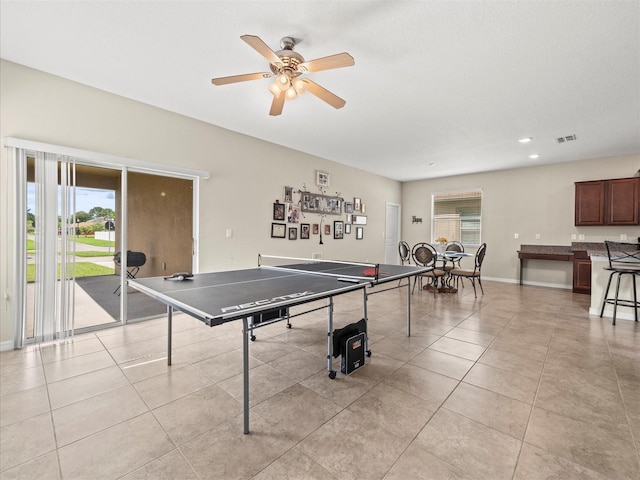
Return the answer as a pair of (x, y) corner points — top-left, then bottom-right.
(298, 52), (355, 73)
(269, 91), (285, 116)
(303, 80), (346, 109)
(241, 34), (283, 67)
(211, 72), (272, 86)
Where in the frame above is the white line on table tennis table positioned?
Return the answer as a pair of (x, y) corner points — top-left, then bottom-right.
(146, 268), (353, 294)
(259, 254), (379, 282)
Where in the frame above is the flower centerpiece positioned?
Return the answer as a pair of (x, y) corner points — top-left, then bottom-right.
(435, 236), (448, 253)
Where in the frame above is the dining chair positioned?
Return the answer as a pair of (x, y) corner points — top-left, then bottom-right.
(449, 243), (486, 298)
(398, 240), (411, 286)
(398, 241), (411, 265)
(599, 240), (640, 325)
(444, 241), (465, 271)
(411, 243), (445, 296)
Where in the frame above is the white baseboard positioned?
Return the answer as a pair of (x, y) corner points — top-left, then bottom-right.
(0, 340), (15, 352)
(589, 307), (637, 322)
(482, 276), (572, 290)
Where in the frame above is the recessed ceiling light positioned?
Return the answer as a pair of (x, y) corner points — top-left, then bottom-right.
(518, 137), (533, 143)
(529, 154), (540, 159)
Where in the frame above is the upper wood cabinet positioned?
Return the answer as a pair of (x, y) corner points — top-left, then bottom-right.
(575, 177), (639, 226)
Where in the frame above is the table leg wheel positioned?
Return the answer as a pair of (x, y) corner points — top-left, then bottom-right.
(328, 370), (336, 379)
(286, 324), (292, 329)
(250, 335), (256, 341)
(366, 350), (372, 357)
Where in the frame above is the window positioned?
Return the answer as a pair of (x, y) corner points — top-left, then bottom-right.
(432, 190), (482, 246)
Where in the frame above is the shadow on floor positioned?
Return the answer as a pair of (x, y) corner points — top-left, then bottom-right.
(75, 275), (167, 321)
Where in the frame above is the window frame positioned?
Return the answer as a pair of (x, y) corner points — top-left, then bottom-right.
(431, 189), (483, 247)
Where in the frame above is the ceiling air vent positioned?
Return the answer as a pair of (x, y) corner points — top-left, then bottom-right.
(555, 134), (577, 144)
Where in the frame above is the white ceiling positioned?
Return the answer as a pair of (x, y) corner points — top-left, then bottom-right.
(1, 1), (639, 182)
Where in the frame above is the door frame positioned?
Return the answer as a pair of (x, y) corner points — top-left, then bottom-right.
(6, 137), (209, 347)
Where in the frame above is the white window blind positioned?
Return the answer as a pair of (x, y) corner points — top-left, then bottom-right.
(432, 190), (482, 246)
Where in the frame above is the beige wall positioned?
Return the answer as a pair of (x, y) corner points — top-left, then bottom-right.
(402, 155), (640, 287)
(1, 59), (638, 347)
(0, 60), (400, 346)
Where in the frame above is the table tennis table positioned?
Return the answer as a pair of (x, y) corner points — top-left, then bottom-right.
(128, 255), (431, 433)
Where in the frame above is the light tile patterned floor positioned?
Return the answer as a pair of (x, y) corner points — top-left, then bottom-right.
(1, 281), (639, 479)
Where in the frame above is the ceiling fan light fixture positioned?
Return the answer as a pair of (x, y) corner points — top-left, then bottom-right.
(292, 78), (307, 94)
(268, 82), (281, 96)
(276, 73), (290, 91)
(286, 87), (298, 100)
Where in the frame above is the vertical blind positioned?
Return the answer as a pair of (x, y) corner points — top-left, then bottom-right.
(22, 151), (76, 346)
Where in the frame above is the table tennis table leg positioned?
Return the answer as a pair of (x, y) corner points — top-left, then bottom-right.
(242, 316), (250, 434)
(167, 306), (173, 366)
(362, 289), (371, 356)
(326, 297), (336, 379)
(406, 280), (411, 337)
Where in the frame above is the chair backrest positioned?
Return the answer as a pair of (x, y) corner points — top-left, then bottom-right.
(604, 241), (640, 269)
(475, 243), (487, 269)
(398, 241), (410, 264)
(412, 243), (437, 268)
(114, 250), (147, 267)
(445, 241), (464, 253)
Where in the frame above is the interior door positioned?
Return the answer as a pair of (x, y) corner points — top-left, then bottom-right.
(385, 203), (401, 264)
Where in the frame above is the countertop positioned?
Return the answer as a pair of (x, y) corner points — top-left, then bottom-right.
(518, 245), (572, 255)
(518, 243), (606, 257)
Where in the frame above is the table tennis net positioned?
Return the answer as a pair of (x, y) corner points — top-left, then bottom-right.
(259, 254), (380, 282)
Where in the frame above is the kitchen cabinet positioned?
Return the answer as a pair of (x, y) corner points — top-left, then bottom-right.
(575, 177), (639, 226)
(572, 250), (591, 294)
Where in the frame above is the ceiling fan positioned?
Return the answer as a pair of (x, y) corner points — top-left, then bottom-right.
(211, 35), (355, 116)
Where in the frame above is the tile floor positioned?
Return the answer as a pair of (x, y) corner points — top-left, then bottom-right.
(1, 280), (639, 479)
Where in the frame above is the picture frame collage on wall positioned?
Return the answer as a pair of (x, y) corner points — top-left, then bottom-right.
(271, 174), (366, 241)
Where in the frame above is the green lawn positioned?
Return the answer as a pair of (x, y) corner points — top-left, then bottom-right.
(74, 237), (115, 248)
(27, 262), (115, 282)
(74, 251), (115, 258)
(27, 236), (115, 251)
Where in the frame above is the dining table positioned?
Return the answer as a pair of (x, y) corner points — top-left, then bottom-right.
(433, 250), (473, 293)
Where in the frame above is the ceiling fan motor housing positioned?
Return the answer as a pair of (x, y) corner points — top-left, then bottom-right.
(270, 37), (305, 77)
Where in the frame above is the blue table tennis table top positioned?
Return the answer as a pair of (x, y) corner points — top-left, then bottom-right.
(128, 261), (429, 326)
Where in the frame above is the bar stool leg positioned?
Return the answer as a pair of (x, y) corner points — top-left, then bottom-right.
(633, 274), (639, 322)
(613, 273), (623, 326)
(600, 272), (614, 318)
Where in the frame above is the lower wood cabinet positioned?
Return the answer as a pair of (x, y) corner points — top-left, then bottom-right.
(572, 251), (591, 294)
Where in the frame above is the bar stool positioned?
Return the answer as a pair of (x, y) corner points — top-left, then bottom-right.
(599, 241), (640, 325)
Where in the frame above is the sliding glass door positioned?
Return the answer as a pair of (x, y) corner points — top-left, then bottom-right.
(11, 140), (202, 347)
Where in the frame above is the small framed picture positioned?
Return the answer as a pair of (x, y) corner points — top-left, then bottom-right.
(312, 223), (319, 235)
(345, 224), (352, 234)
(334, 221), (344, 239)
(353, 215), (367, 225)
(300, 223), (310, 239)
(356, 227), (364, 240)
(271, 223), (286, 238)
(286, 203), (300, 223)
(361, 203), (366, 214)
(324, 224), (331, 236)
(316, 170), (330, 188)
(354, 197), (361, 212)
(344, 202), (354, 213)
(273, 202), (285, 221)
(283, 186), (293, 203)
(288, 227), (297, 240)
(346, 213), (352, 224)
